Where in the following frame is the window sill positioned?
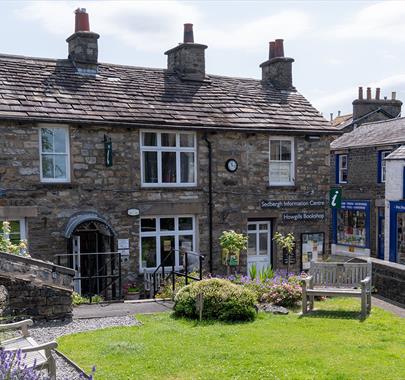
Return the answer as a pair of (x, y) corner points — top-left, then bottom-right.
(266, 185), (298, 190)
(140, 186), (203, 191)
(36, 182), (76, 190)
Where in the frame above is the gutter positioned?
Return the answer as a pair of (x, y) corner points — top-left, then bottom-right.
(2, 115), (341, 135)
(203, 134), (214, 274)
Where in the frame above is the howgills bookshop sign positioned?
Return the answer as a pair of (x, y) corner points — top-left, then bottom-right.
(282, 212), (325, 222)
(260, 199), (325, 209)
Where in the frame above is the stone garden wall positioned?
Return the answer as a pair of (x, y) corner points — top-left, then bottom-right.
(0, 252), (74, 320)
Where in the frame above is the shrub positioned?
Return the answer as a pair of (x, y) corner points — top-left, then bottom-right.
(72, 292), (103, 306)
(174, 278), (257, 322)
(260, 281), (302, 307)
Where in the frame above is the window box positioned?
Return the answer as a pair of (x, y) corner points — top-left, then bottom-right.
(39, 125), (70, 183)
(269, 137), (295, 186)
(140, 131), (197, 187)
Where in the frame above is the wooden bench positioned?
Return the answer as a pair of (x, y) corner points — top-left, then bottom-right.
(0, 319), (57, 379)
(301, 261), (372, 319)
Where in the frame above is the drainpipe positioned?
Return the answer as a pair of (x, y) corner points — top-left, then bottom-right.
(203, 134), (213, 273)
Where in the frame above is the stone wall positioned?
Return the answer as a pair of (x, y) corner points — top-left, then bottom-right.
(0, 121), (331, 281)
(0, 252), (74, 320)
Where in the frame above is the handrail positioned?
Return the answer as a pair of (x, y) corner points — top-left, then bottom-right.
(151, 249), (205, 298)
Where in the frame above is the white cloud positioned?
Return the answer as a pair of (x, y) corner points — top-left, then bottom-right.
(312, 74), (405, 113)
(332, 1), (405, 41)
(18, 1), (200, 52)
(17, 1), (310, 52)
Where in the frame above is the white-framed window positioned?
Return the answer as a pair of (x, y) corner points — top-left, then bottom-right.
(140, 216), (196, 271)
(247, 221), (271, 257)
(269, 137), (295, 186)
(140, 130), (196, 187)
(379, 151), (391, 183)
(338, 154), (348, 184)
(0, 219), (27, 245)
(39, 125), (70, 182)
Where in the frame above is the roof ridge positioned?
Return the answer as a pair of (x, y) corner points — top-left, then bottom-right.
(357, 115), (405, 127)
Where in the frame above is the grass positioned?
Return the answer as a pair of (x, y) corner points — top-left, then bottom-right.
(58, 298), (405, 380)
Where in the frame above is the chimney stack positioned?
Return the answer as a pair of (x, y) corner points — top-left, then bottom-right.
(352, 87), (402, 125)
(66, 8), (100, 73)
(165, 24), (207, 81)
(260, 39), (294, 90)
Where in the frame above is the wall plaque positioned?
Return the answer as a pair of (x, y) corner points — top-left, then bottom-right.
(260, 199), (325, 209)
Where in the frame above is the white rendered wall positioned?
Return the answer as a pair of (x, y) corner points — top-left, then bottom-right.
(384, 159), (405, 260)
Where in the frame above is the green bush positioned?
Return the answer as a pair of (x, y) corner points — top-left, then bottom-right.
(174, 278), (257, 322)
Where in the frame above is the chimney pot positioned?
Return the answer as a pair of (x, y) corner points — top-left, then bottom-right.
(183, 23), (194, 43)
(269, 41), (276, 59)
(358, 87), (363, 100)
(75, 8), (90, 32)
(366, 87), (371, 100)
(274, 39), (284, 57)
(392, 91), (397, 100)
(375, 88), (381, 100)
(330, 113), (333, 121)
(338, 110), (341, 117)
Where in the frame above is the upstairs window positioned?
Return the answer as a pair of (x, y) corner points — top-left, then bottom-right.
(40, 126), (70, 182)
(269, 137), (295, 186)
(378, 151), (391, 183)
(140, 131), (196, 187)
(336, 154), (348, 184)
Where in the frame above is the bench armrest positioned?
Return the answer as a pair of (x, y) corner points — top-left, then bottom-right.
(4, 341), (58, 354)
(361, 276), (371, 290)
(301, 275), (313, 290)
(0, 319), (33, 334)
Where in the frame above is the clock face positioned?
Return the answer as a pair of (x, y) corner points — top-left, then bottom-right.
(226, 159), (238, 173)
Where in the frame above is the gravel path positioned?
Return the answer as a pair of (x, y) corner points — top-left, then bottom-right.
(30, 316), (141, 380)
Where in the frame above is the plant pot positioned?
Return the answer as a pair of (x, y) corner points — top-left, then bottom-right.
(125, 292), (140, 300)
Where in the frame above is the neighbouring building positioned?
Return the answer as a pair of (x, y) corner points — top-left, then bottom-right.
(385, 145), (405, 264)
(330, 117), (405, 261)
(331, 87), (402, 133)
(0, 9), (338, 297)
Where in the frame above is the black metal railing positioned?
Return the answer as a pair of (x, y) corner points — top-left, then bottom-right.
(55, 251), (122, 301)
(151, 249), (205, 298)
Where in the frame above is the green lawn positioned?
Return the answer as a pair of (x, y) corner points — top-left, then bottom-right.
(59, 298), (405, 380)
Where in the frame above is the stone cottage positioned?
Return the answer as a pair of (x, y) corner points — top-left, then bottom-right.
(331, 117), (405, 262)
(0, 9), (338, 297)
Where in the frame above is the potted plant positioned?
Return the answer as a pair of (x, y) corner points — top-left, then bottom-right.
(219, 230), (248, 275)
(123, 283), (141, 300)
(273, 232), (295, 274)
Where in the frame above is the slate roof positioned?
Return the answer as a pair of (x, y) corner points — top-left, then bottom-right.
(386, 145), (405, 160)
(332, 113), (353, 130)
(0, 53), (337, 133)
(331, 117), (405, 150)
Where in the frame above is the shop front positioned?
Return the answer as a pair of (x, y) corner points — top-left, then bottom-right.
(388, 201), (405, 264)
(332, 200), (371, 257)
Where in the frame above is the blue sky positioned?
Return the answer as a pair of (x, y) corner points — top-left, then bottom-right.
(2, 0), (405, 118)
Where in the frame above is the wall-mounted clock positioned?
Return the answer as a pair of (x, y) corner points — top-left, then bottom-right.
(225, 159), (238, 173)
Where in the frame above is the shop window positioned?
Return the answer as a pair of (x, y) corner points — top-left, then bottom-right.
(140, 131), (196, 187)
(336, 154), (348, 184)
(336, 209), (367, 247)
(140, 216), (195, 270)
(0, 219), (27, 245)
(397, 212), (405, 263)
(40, 125), (70, 182)
(378, 151), (391, 183)
(269, 137), (295, 186)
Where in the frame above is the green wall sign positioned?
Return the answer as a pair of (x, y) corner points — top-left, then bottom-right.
(329, 188), (342, 209)
(104, 135), (112, 167)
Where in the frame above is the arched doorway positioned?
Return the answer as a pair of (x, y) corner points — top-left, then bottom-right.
(60, 212), (120, 299)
